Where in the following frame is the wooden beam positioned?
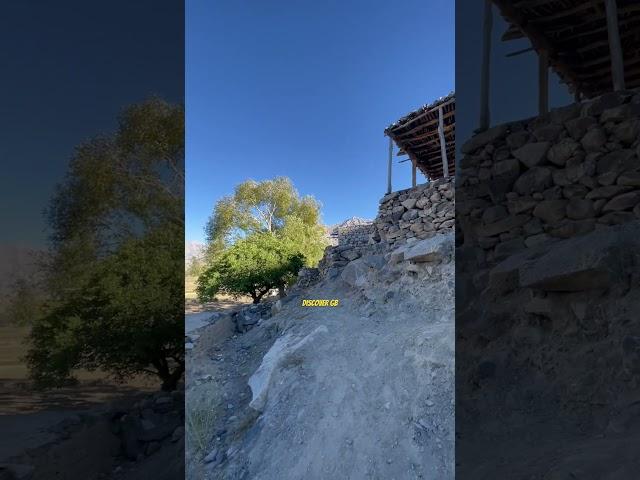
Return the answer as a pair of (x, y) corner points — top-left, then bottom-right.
(437, 106), (449, 178)
(388, 98), (455, 132)
(387, 135), (393, 194)
(538, 49), (549, 115)
(392, 106), (455, 139)
(559, 15), (639, 41)
(506, 46), (534, 58)
(479, 0), (493, 131)
(490, 0), (592, 97)
(605, 0), (626, 91)
(400, 123), (455, 146)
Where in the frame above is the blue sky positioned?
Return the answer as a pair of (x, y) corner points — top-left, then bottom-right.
(1, 1), (183, 248)
(186, 0), (454, 243)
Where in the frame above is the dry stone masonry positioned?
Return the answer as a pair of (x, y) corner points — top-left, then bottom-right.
(457, 89), (640, 264)
(374, 178), (455, 247)
(315, 177), (455, 277)
(336, 221), (375, 248)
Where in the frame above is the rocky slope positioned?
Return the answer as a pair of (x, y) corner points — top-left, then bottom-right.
(457, 220), (640, 478)
(186, 232), (455, 480)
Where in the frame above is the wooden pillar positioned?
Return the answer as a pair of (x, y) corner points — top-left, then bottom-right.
(479, 0), (493, 131)
(438, 106), (449, 178)
(538, 49), (549, 115)
(387, 135), (393, 194)
(605, 0), (625, 91)
(411, 159), (417, 187)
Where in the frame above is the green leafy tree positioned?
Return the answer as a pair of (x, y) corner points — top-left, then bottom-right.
(197, 233), (304, 304)
(26, 98), (184, 391)
(186, 255), (204, 277)
(204, 177), (327, 265)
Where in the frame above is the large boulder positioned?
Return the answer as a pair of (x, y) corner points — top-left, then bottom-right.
(520, 223), (640, 291)
(248, 326), (328, 412)
(489, 221), (640, 292)
(403, 233), (454, 264)
(340, 255), (385, 288)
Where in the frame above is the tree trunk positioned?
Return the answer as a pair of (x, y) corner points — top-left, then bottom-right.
(152, 357), (184, 391)
(252, 288), (269, 304)
(160, 363), (184, 391)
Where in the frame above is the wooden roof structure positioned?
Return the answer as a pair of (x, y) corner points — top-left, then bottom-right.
(491, 0), (640, 98)
(384, 92), (455, 181)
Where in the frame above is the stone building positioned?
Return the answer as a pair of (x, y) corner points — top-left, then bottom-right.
(460, 0), (640, 262)
(316, 95), (457, 274)
(457, 4), (640, 477)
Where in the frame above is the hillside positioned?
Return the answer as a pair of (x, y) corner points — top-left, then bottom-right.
(185, 179), (455, 479)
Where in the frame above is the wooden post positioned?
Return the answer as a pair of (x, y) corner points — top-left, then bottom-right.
(479, 0), (493, 131)
(605, 0), (625, 91)
(411, 159), (417, 187)
(438, 106), (449, 178)
(538, 49), (549, 115)
(387, 135), (393, 194)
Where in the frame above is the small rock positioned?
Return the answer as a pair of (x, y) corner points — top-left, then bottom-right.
(602, 192), (640, 212)
(617, 172), (640, 187)
(566, 198), (594, 220)
(532, 199), (567, 223)
(482, 205), (508, 224)
(513, 141), (550, 168)
(581, 127), (607, 152)
(204, 448), (220, 464)
(547, 138), (578, 166)
(513, 167), (553, 195)
(401, 198), (417, 209)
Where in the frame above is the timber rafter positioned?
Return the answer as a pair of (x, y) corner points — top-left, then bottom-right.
(385, 92), (455, 180)
(492, 0), (640, 98)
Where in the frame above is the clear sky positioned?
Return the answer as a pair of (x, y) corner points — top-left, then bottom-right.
(186, 0), (455, 243)
(1, 0), (183, 248)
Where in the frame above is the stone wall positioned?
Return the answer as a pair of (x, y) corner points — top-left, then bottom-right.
(374, 177), (455, 247)
(458, 89), (640, 264)
(337, 222), (375, 248)
(316, 178), (455, 276)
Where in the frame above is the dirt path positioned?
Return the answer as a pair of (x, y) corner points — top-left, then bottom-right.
(185, 296), (251, 334)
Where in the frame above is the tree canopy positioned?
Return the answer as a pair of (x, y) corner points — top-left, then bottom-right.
(25, 98), (184, 391)
(196, 233), (304, 304)
(204, 177), (327, 266)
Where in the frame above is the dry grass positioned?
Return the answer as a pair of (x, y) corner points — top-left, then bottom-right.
(186, 397), (217, 455)
(185, 275), (198, 300)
